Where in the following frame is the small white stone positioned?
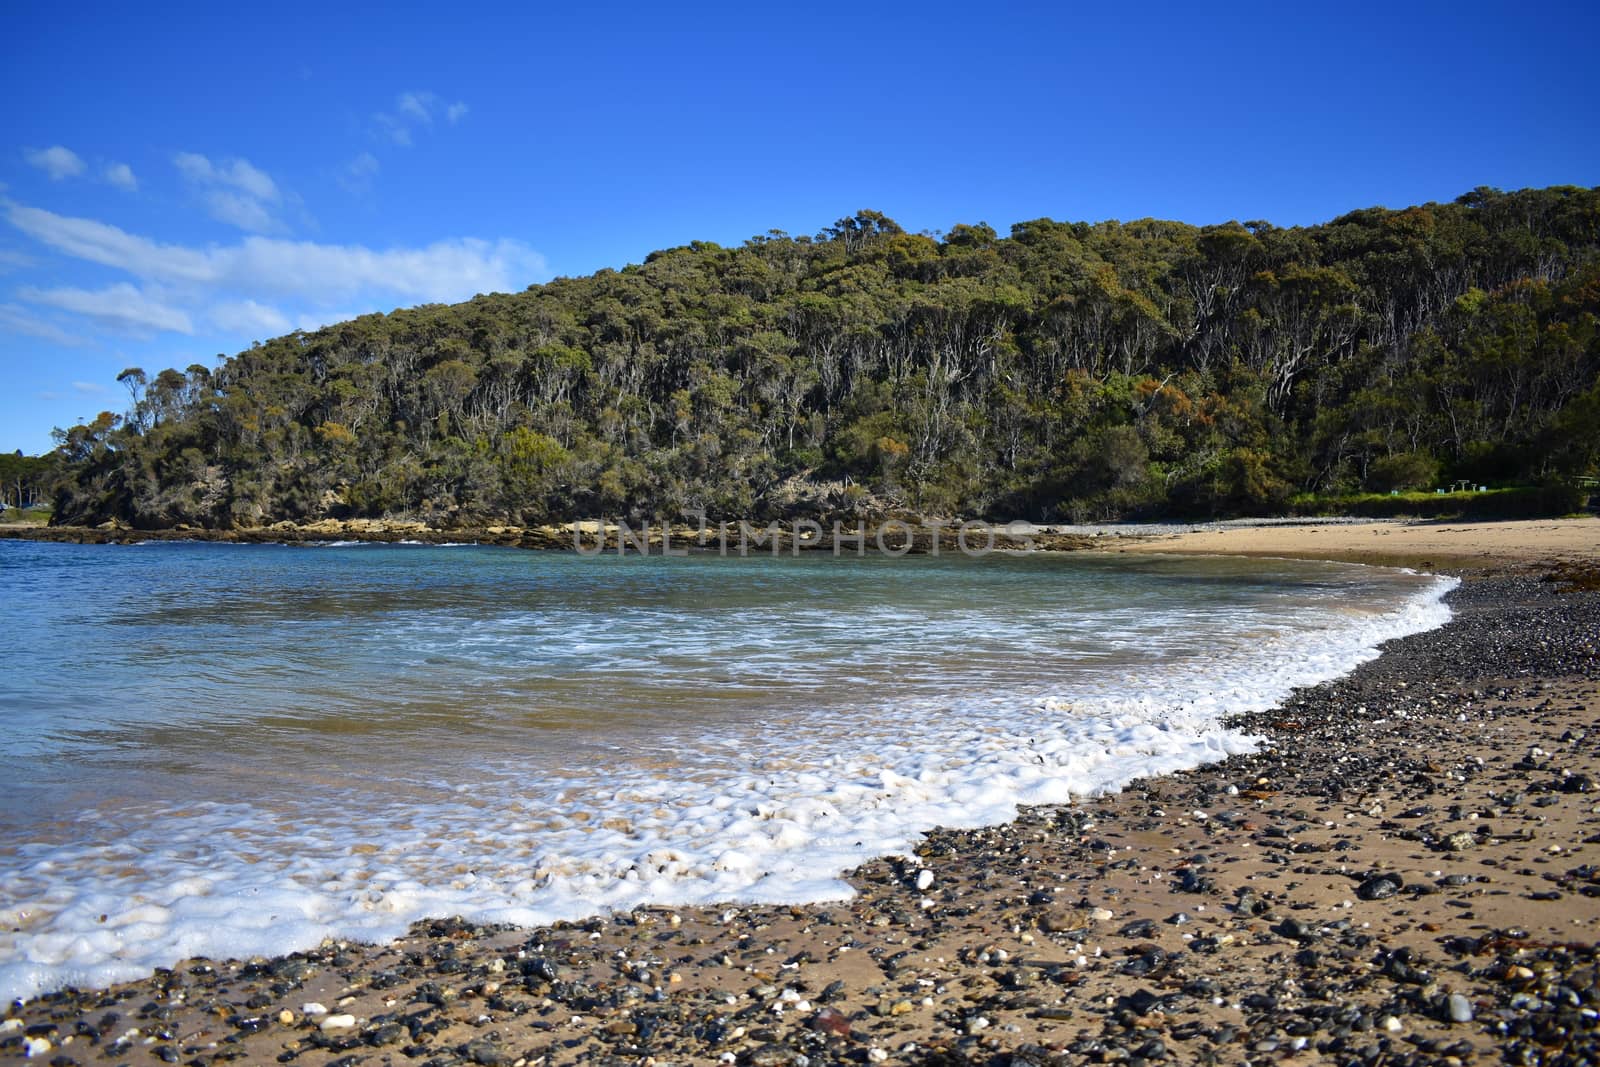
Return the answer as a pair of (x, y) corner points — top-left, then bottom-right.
(23, 1037), (52, 1058)
(301, 1002), (329, 1016)
(319, 1014), (357, 1032)
(1382, 1015), (1403, 1033)
(915, 869), (935, 891)
(867, 1049), (888, 1064)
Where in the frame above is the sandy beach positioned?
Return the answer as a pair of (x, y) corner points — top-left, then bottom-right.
(1092, 517), (1600, 572)
(3, 521), (1598, 1066)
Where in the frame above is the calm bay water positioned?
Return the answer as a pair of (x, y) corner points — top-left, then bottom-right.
(0, 540), (1455, 1002)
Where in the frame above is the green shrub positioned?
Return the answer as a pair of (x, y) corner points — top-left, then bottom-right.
(1367, 451), (1441, 492)
(1290, 483), (1587, 519)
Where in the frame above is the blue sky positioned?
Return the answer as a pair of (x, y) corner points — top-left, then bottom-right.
(3, 1), (1597, 454)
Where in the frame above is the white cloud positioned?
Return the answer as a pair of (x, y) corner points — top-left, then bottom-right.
(24, 145), (86, 180)
(6, 203), (216, 282)
(0, 247), (35, 272)
(398, 91), (436, 124)
(210, 299), (292, 336)
(103, 162), (138, 191)
(0, 302), (86, 345)
(296, 309), (370, 332)
(174, 152), (283, 232)
(203, 190), (279, 233)
(374, 90), (468, 146)
(19, 283), (194, 336)
(338, 152), (380, 195)
(5, 202), (546, 304)
(2, 201), (547, 346)
(377, 116), (413, 147)
(72, 380), (107, 395)
(174, 152), (278, 201)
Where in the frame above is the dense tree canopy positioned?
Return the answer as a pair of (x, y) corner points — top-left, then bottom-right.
(46, 186), (1600, 528)
(0, 451), (56, 511)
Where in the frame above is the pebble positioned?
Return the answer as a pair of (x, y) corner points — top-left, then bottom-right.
(2, 575), (1595, 1067)
(748, 1044), (809, 1067)
(1040, 906), (1095, 932)
(1357, 873), (1403, 900)
(464, 1037), (511, 1066)
(809, 1006), (851, 1038)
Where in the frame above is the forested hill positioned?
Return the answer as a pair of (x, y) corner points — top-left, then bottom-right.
(50, 186), (1600, 529)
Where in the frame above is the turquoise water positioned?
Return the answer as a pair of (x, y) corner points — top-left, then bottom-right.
(0, 540), (1453, 1003)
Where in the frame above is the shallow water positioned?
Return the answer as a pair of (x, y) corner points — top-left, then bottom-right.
(0, 540), (1455, 1002)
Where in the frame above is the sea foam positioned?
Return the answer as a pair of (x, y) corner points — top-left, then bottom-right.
(0, 564), (1457, 1005)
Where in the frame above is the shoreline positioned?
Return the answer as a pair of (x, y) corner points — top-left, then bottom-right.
(4, 548), (1598, 1063)
(2, 516), (1594, 571)
(1086, 516), (1599, 574)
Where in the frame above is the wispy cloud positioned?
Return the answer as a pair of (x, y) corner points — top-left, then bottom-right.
(7, 203), (216, 283)
(6, 202), (544, 304)
(0, 302), (86, 346)
(173, 152), (284, 233)
(338, 152), (380, 195)
(397, 91), (434, 124)
(24, 145), (86, 180)
(210, 298), (292, 336)
(174, 153), (277, 201)
(72, 380), (107, 395)
(2, 200), (547, 345)
(207, 192), (281, 233)
(374, 114), (414, 148)
(19, 283), (195, 336)
(103, 162), (138, 191)
(296, 309), (371, 332)
(0, 247), (35, 273)
(374, 90), (468, 146)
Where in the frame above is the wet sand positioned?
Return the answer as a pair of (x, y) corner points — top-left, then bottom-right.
(3, 553), (1598, 1064)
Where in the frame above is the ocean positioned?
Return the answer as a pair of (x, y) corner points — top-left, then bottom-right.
(0, 539), (1456, 1003)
